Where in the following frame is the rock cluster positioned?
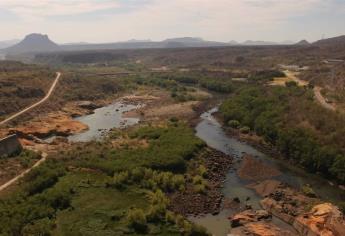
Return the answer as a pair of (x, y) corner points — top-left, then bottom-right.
(228, 209), (271, 227)
(168, 148), (233, 216)
(229, 210), (295, 236)
(293, 203), (345, 236)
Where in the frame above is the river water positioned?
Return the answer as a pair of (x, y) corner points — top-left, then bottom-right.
(61, 102), (140, 142)
(191, 107), (345, 236)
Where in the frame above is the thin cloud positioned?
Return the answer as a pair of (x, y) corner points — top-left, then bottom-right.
(0, 0), (343, 42)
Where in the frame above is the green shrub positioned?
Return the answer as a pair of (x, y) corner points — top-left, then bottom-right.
(240, 126), (250, 134)
(301, 184), (317, 198)
(192, 175), (203, 185)
(127, 208), (147, 233)
(23, 160), (66, 195)
(170, 117), (179, 123)
(189, 224), (210, 236)
(286, 81), (298, 87)
(21, 218), (54, 236)
(194, 184), (206, 194)
(197, 165), (208, 178)
(228, 120), (240, 129)
(112, 171), (130, 189)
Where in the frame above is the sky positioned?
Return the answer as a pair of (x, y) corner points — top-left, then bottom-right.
(0, 0), (344, 43)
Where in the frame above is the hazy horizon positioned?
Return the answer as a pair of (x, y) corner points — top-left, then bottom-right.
(0, 0), (344, 43)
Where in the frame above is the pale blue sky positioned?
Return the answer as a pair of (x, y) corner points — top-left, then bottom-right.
(0, 0), (344, 43)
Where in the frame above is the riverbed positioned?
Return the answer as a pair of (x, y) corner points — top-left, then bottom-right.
(190, 107), (345, 236)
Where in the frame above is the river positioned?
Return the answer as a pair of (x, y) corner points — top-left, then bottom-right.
(63, 103), (344, 235)
(191, 107), (345, 235)
(45, 101), (141, 143)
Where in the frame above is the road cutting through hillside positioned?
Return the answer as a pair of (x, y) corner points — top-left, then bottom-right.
(0, 72), (61, 126)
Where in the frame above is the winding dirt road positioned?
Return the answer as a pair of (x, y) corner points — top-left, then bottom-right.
(0, 72), (61, 192)
(0, 72), (61, 126)
(272, 71), (338, 111)
(0, 152), (47, 192)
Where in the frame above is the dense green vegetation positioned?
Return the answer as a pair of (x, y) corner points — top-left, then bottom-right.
(249, 70), (285, 82)
(220, 85), (345, 183)
(131, 73), (235, 95)
(0, 124), (209, 235)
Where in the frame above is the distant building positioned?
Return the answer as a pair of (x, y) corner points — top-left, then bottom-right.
(323, 59), (344, 64)
(279, 64), (309, 71)
(0, 134), (23, 157)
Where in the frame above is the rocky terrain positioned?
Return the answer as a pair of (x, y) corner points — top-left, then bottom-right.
(168, 149), (233, 216)
(229, 180), (345, 236)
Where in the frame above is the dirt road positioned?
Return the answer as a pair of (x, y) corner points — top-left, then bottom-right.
(314, 86), (336, 111)
(0, 152), (47, 192)
(272, 71), (338, 111)
(0, 72), (61, 126)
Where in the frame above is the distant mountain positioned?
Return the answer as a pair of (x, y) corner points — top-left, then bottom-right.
(60, 37), (228, 51)
(163, 37), (228, 47)
(313, 35), (345, 47)
(229, 40), (239, 45)
(296, 40), (310, 46)
(163, 37), (204, 43)
(0, 39), (20, 49)
(4, 33), (60, 54)
(125, 39), (152, 43)
(242, 40), (278, 46)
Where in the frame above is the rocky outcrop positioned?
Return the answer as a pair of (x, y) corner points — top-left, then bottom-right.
(77, 101), (101, 110)
(259, 182), (314, 224)
(293, 203), (345, 236)
(229, 209), (271, 227)
(230, 222), (296, 236)
(255, 182), (345, 236)
(229, 210), (295, 236)
(168, 149), (232, 216)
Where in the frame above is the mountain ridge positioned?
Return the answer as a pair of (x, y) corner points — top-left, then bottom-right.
(4, 33), (60, 54)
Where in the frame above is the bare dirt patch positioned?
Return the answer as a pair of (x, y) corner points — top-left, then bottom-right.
(123, 88), (208, 123)
(6, 112), (88, 139)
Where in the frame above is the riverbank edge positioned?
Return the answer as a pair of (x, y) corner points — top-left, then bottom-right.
(213, 111), (345, 192)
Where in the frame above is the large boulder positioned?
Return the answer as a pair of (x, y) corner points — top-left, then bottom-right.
(293, 203), (345, 236)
